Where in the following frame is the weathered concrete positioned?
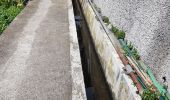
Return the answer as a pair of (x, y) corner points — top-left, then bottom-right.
(79, 0), (141, 99)
(93, 0), (170, 90)
(0, 0), (86, 100)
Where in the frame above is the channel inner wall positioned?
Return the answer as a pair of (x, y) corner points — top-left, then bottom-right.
(79, 0), (141, 99)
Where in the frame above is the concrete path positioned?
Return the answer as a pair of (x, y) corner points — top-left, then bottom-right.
(0, 0), (86, 100)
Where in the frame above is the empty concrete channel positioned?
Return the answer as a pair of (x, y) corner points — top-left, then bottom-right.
(72, 0), (113, 100)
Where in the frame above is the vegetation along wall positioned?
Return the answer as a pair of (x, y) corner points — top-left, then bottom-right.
(93, 0), (170, 92)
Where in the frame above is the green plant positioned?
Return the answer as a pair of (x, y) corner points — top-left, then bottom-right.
(6, 6), (22, 21)
(102, 16), (110, 24)
(0, 0), (23, 34)
(128, 42), (133, 50)
(0, 0), (19, 7)
(110, 25), (119, 33)
(110, 25), (126, 39)
(114, 30), (125, 40)
(131, 48), (140, 60)
(141, 89), (160, 100)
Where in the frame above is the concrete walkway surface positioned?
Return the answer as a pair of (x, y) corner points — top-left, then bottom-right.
(0, 0), (86, 100)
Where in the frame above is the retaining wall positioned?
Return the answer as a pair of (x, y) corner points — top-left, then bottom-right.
(92, 0), (170, 89)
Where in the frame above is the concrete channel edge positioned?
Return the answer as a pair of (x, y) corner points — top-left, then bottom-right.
(68, 0), (87, 100)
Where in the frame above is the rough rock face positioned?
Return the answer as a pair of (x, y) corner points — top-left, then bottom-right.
(93, 0), (170, 90)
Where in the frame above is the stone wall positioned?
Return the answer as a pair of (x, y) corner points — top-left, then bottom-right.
(93, 0), (170, 90)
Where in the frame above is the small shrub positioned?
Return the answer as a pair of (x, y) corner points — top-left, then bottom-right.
(128, 42), (133, 50)
(116, 30), (125, 40)
(110, 25), (119, 33)
(141, 88), (160, 100)
(102, 16), (110, 24)
(110, 25), (126, 39)
(131, 48), (140, 60)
